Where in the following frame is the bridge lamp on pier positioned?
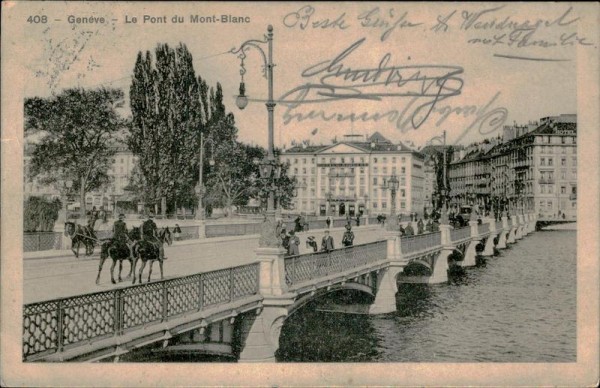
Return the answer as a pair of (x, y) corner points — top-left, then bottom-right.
(231, 25), (285, 246)
(196, 133), (216, 221)
(384, 174), (400, 231)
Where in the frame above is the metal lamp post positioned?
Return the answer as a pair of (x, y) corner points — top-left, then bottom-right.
(384, 175), (400, 231)
(196, 132), (215, 220)
(232, 25), (281, 247)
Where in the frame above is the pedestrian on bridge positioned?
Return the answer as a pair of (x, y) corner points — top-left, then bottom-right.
(404, 223), (414, 236)
(287, 230), (300, 256)
(326, 216), (332, 229)
(417, 218), (424, 234)
(356, 215), (360, 227)
(321, 230), (335, 252)
(342, 224), (355, 247)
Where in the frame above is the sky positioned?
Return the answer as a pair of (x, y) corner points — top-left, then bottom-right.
(9, 2), (588, 149)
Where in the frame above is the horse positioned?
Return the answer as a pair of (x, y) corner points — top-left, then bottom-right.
(132, 228), (172, 284)
(64, 222), (96, 258)
(95, 227), (140, 285)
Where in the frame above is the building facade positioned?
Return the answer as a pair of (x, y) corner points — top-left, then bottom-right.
(281, 133), (425, 217)
(447, 114), (577, 220)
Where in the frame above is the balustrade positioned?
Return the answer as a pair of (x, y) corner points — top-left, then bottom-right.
(22, 262), (259, 360)
(400, 232), (442, 254)
(495, 221), (503, 231)
(450, 226), (471, 242)
(284, 241), (386, 288)
(478, 223), (490, 234)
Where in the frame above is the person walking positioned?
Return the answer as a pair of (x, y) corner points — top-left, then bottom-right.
(417, 218), (424, 234)
(342, 224), (355, 247)
(326, 216), (332, 229)
(306, 236), (318, 252)
(173, 224), (182, 241)
(356, 215), (360, 227)
(287, 230), (300, 256)
(404, 222), (414, 236)
(321, 230), (335, 252)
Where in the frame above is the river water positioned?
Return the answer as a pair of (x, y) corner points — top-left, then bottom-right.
(277, 229), (576, 362)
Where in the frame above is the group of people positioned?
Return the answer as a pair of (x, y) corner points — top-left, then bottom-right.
(280, 222), (356, 257)
(109, 212), (166, 261)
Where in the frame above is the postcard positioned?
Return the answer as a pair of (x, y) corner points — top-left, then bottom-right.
(1, 1), (598, 386)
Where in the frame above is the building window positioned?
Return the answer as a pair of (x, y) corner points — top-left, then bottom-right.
(540, 157), (545, 166)
(360, 157), (365, 163)
(400, 201), (406, 209)
(382, 202), (387, 209)
(561, 171), (566, 180)
(341, 157), (345, 163)
(401, 167), (406, 174)
(302, 168), (307, 174)
(392, 157), (396, 163)
(373, 202), (378, 208)
(561, 158), (566, 166)
(383, 167), (388, 174)
(401, 157), (406, 163)
(303, 158), (307, 164)
(561, 137), (566, 144)
(373, 177), (378, 185)
(374, 167), (378, 174)
(294, 168), (298, 174)
(373, 157), (378, 163)
(294, 158), (298, 164)
(400, 177), (406, 186)
(548, 158), (553, 166)
(541, 185), (545, 194)
(561, 186), (566, 194)
(401, 189), (406, 198)
(572, 157), (577, 166)
(383, 157), (387, 163)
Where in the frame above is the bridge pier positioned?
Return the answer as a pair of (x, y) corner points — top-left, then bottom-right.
(460, 221), (480, 267)
(515, 215), (524, 239)
(238, 301), (290, 362)
(368, 265), (403, 314)
(507, 216), (517, 244)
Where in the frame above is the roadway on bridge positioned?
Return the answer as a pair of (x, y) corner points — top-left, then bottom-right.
(24, 225), (386, 304)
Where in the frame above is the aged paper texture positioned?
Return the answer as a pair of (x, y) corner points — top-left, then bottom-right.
(2, 1), (599, 386)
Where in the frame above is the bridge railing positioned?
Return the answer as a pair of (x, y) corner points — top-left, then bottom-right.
(205, 223), (262, 238)
(23, 232), (62, 252)
(284, 241), (387, 289)
(22, 262), (259, 361)
(478, 223), (490, 234)
(495, 221), (503, 231)
(450, 226), (471, 242)
(400, 232), (442, 254)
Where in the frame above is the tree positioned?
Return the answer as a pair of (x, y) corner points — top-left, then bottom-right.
(23, 196), (62, 232)
(24, 88), (124, 218)
(205, 141), (260, 216)
(128, 43), (204, 215)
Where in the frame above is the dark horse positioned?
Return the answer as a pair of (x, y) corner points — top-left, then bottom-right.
(132, 228), (172, 284)
(95, 227), (140, 285)
(64, 222), (96, 258)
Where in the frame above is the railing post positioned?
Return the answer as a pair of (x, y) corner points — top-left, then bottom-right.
(161, 281), (168, 321)
(229, 267), (235, 302)
(114, 289), (124, 336)
(198, 274), (204, 311)
(57, 300), (64, 352)
(255, 247), (286, 296)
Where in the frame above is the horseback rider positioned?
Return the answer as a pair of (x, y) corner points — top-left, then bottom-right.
(112, 213), (133, 259)
(342, 224), (355, 247)
(86, 206), (99, 240)
(141, 212), (166, 261)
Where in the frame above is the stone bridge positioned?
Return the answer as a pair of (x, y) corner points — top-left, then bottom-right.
(23, 213), (537, 362)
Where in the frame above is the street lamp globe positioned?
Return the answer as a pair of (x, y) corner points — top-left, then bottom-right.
(236, 82), (249, 110)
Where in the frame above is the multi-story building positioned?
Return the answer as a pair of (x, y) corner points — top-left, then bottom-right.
(281, 133), (425, 217)
(447, 114), (577, 220)
(24, 138), (138, 214)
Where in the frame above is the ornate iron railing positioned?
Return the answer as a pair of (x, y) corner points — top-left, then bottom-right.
(450, 226), (472, 242)
(284, 241), (387, 288)
(23, 232), (62, 252)
(401, 232), (442, 254)
(478, 223), (490, 234)
(23, 262), (259, 360)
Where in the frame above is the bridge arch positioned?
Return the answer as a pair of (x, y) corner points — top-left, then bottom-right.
(287, 282), (375, 317)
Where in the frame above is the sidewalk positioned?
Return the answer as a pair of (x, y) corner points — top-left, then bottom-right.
(24, 224), (384, 260)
